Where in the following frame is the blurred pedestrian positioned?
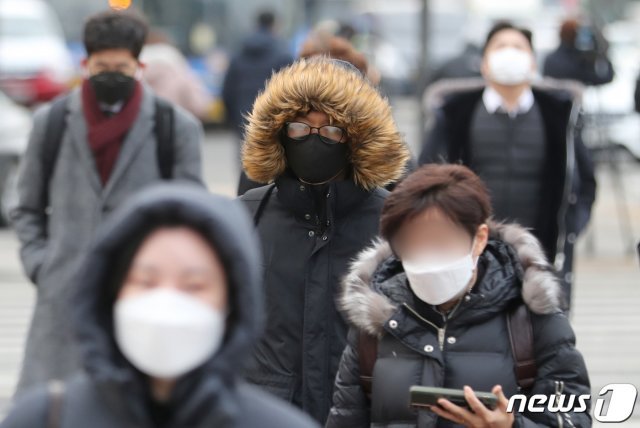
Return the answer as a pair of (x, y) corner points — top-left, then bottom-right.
(298, 30), (377, 84)
(427, 43), (483, 86)
(240, 57), (410, 423)
(326, 164), (591, 428)
(141, 30), (212, 120)
(9, 10), (204, 396)
(1, 184), (318, 428)
(419, 22), (596, 312)
(222, 10), (293, 153)
(543, 19), (614, 86)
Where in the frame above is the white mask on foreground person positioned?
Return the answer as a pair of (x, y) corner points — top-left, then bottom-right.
(114, 287), (225, 379)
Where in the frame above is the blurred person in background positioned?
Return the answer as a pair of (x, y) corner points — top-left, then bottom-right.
(419, 22), (596, 313)
(1, 184), (318, 428)
(543, 18), (614, 86)
(426, 21), (488, 87)
(240, 57), (410, 424)
(298, 25), (381, 86)
(426, 42), (483, 86)
(222, 10), (293, 157)
(9, 10), (204, 397)
(299, 32), (368, 76)
(141, 30), (212, 120)
(326, 164), (591, 428)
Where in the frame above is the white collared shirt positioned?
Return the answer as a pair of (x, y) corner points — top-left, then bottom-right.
(482, 86), (534, 118)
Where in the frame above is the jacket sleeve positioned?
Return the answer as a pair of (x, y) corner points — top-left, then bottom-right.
(325, 329), (371, 428)
(0, 386), (48, 428)
(573, 120), (596, 236)
(171, 107), (206, 186)
(9, 105), (52, 284)
(513, 312), (592, 428)
(418, 108), (450, 166)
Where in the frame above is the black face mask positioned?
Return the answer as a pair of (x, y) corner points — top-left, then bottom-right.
(282, 134), (350, 185)
(89, 71), (136, 105)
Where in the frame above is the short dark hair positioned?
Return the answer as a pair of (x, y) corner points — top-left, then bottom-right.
(380, 164), (492, 242)
(257, 11), (276, 30)
(84, 11), (149, 59)
(559, 19), (580, 45)
(482, 21), (533, 54)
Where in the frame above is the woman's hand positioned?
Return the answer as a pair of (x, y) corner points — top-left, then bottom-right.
(429, 385), (515, 428)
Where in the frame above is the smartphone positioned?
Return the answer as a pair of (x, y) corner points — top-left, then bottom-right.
(409, 386), (498, 411)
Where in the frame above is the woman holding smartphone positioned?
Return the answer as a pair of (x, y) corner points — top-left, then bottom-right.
(326, 164), (591, 428)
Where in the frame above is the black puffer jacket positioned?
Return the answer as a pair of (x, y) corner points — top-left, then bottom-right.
(239, 57), (410, 423)
(242, 174), (388, 422)
(326, 222), (591, 428)
(1, 184), (318, 428)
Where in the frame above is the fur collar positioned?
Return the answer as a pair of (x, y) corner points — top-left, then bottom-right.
(242, 57), (410, 191)
(339, 221), (563, 336)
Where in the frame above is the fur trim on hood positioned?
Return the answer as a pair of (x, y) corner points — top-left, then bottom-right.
(339, 221), (563, 337)
(242, 56), (410, 191)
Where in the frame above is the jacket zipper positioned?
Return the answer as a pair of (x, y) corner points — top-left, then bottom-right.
(402, 300), (463, 351)
(505, 114), (515, 215)
(554, 380), (577, 428)
(555, 380), (565, 428)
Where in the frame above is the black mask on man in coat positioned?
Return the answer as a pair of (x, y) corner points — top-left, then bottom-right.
(89, 71), (137, 105)
(282, 134), (350, 185)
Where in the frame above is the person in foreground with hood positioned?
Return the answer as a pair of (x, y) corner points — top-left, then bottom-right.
(240, 56), (411, 423)
(326, 164), (591, 428)
(1, 183), (318, 428)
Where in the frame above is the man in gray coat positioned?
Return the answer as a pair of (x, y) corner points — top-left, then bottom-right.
(9, 10), (204, 396)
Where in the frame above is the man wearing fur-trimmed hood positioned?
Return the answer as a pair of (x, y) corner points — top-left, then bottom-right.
(240, 57), (411, 423)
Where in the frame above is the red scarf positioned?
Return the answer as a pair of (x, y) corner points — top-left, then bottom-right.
(82, 79), (143, 185)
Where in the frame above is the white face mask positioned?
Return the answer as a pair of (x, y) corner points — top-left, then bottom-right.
(487, 47), (533, 86)
(114, 288), (225, 379)
(402, 243), (478, 306)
